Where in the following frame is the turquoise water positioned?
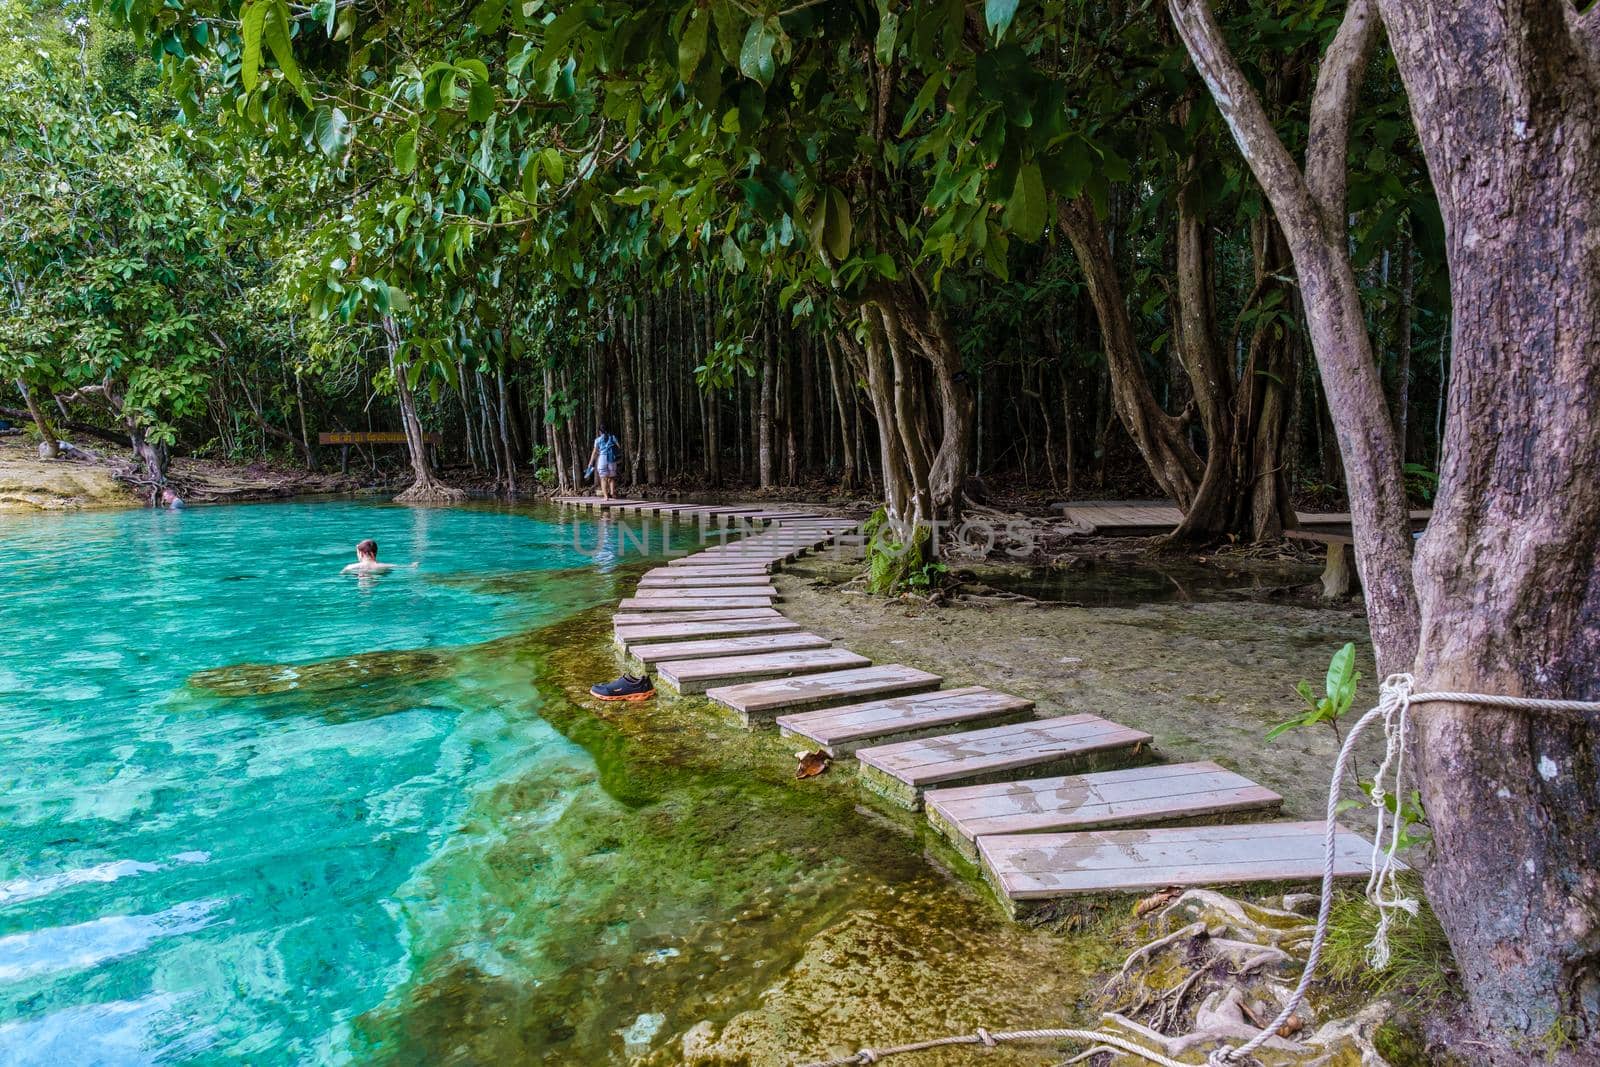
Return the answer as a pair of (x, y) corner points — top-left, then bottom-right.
(0, 501), (689, 1065)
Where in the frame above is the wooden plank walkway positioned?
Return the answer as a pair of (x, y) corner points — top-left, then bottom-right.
(979, 822), (1387, 918)
(776, 687), (1036, 757)
(629, 586), (776, 600)
(925, 761), (1282, 860)
(582, 496), (1386, 913)
(616, 595), (778, 612)
(612, 606), (784, 626)
(855, 714), (1154, 810)
(659, 647), (872, 694)
(637, 573), (775, 588)
(614, 617), (802, 649)
(1049, 499), (1433, 537)
(708, 665), (943, 726)
(628, 632), (831, 667)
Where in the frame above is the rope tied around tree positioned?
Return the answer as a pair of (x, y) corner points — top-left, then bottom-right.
(800, 676), (1600, 1067)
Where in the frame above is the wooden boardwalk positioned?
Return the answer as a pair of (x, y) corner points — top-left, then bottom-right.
(925, 761), (1282, 860)
(855, 714), (1153, 810)
(1049, 499), (1432, 537)
(979, 822), (1386, 919)
(568, 495), (1389, 912)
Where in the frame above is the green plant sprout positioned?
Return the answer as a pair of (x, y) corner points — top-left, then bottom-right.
(1270, 642), (1431, 854)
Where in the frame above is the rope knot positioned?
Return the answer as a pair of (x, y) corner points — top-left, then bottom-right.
(976, 1027), (996, 1047)
(1207, 1048), (1244, 1066)
(856, 1052), (880, 1065)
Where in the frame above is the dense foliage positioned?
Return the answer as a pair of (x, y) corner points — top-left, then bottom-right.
(3, 0), (1446, 524)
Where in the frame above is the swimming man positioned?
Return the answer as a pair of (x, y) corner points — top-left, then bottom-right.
(342, 539), (416, 575)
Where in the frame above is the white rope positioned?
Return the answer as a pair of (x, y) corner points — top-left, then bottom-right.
(1211, 675), (1600, 1064)
(796, 677), (1600, 1067)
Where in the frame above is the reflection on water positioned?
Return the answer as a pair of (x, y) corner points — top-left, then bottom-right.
(980, 558), (1315, 607)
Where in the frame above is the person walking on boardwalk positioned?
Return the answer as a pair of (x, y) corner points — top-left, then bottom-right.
(587, 424), (622, 499)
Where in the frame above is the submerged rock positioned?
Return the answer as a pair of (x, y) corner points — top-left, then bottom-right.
(189, 648), (454, 697)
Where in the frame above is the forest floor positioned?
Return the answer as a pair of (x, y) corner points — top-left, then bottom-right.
(777, 542), (1383, 835)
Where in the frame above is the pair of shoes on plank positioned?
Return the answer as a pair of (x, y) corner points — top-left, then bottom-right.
(590, 673), (654, 702)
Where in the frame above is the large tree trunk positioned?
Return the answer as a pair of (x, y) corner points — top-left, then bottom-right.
(1169, 124), (1240, 541)
(1377, 0), (1600, 1044)
(1178, 0), (1600, 1046)
(1058, 196), (1206, 507)
(868, 279), (974, 530)
(1170, 0), (1419, 671)
(384, 317), (463, 503)
(126, 421), (169, 489)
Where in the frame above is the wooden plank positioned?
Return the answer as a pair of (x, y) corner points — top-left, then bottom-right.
(616, 596), (777, 612)
(776, 687), (1036, 757)
(707, 665), (943, 726)
(637, 574), (776, 588)
(611, 607), (785, 625)
(657, 647), (870, 694)
(977, 822), (1387, 912)
(613, 618), (802, 648)
(630, 586), (776, 600)
(641, 564), (773, 578)
(855, 715), (1153, 810)
(628, 632), (831, 665)
(925, 761), (1282, 859)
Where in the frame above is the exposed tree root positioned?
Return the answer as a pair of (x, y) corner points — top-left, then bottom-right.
(394, 479), (467, 504)
(1092, 888), (1393, 1065)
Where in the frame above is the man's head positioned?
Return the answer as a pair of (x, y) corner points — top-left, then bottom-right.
(356, 539), (378, 561)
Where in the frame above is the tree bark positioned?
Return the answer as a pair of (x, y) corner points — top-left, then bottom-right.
(1170, 0), (1419, 671)
(1058, 196), (1206, 507)
(1376, 0), (1600, 1043)
(383, 317), (463, 503)
(495, 366), (517, 497)
(15, 380), (59, 458)
(758, 321), (775, 489)
(824, 333), (859, 492)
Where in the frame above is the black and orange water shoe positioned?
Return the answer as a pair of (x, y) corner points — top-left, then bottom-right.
(590, 673), (655, 702)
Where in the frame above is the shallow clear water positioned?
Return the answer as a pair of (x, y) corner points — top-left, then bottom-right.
(980, 559), (1314, 606)
(0, 501), (693, 1065)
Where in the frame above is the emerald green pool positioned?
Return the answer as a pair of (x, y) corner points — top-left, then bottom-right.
(0, 502), (692, 1062)
(0, 500), (1105, 1066)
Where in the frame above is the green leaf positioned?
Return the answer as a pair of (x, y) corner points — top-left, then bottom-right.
(472, 0), (506, 34)
(711, 0), (743, 62)
(679, 7), (710, 83)
(874, 11), (899, 65)
(739, 18), (778, 87)
(263, 0), (309, 104)
(985, 0), (1019, 40)
(239, 0), (268, 91)
(393, 130), (418, 174)
(313, 106), (351, 158)
(900, 74), (943, 135)
(540, 146), (565, 185)
(468, 79), (496, 122)
(821, 186), (852, 261)
(1326, 642), (1357, 705)
(521, 154), (540, 200)
(1004, 161), (1046, 241)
